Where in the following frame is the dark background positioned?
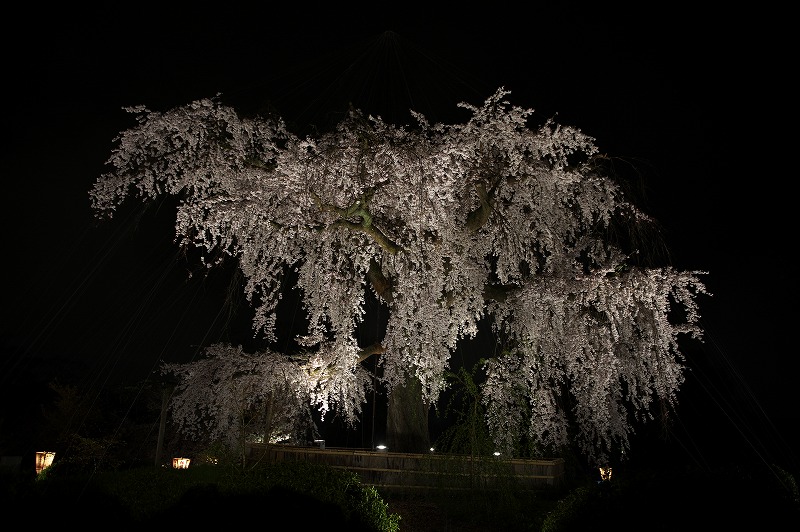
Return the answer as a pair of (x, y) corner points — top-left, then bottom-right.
(2, 4), (796, 473)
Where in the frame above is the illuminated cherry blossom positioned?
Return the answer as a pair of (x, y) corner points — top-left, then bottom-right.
(91, 88), (708, 464)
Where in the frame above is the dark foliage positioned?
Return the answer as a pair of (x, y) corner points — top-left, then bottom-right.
(0, 461), (399, 531)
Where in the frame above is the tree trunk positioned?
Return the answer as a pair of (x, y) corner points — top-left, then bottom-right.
(385, 374), (430, 453)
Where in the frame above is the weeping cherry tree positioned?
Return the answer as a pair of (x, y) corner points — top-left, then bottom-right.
(90, 88), (708, 466)
(160, 343), (321, 467)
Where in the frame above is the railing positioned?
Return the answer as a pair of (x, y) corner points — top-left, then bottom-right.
(246, 443), (565, 492)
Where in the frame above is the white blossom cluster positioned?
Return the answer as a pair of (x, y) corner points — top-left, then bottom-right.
(484, 268), (707, 464)
(92, 88), (708, 463)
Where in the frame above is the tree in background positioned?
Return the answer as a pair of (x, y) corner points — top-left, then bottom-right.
(90, 88), (708, 466)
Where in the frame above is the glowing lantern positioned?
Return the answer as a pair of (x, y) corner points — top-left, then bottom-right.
(35, 451), (55, 475)
(599, 466), (612, 481)
(172, 457), (191, 469)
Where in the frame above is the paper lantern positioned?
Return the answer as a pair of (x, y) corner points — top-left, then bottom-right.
(172, 457), (191, 469)
(35, 451), (55, 475)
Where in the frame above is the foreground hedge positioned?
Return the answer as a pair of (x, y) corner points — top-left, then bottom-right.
(5, 461), (400, 530)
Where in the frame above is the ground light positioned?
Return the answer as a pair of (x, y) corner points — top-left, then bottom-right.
(35, 451), (55, 475)
(599, 466), (612, 481)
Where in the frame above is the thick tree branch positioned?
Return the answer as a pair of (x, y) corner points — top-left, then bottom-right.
(330, 220), (401, 254)
(358, 342), (386, 363)
(465, 178), (503, 232)
(481, 282), (520, 303)
(367, 258), (393, 302)
(311, 191), (401, 254)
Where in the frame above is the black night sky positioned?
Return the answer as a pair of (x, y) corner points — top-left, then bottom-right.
(2, 4), (797, 474)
